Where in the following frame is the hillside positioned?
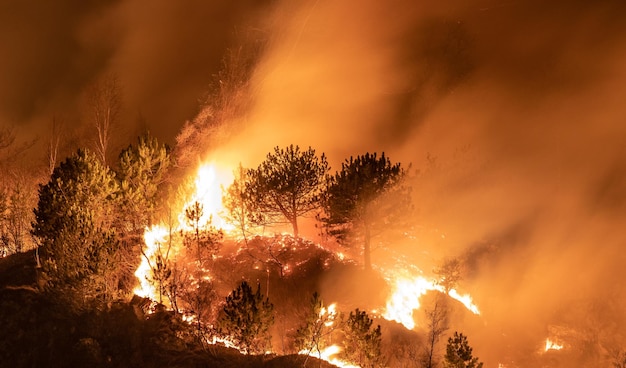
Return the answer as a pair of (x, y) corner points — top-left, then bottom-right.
(0, 250), (338, 368)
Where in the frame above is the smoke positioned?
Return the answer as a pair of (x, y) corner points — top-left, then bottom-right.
(209, 0), (626, 364)
(4, 0), (626, 364)
(0, 0), (271, 154)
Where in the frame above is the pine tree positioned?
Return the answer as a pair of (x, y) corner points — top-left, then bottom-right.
(295, 292), (337, 357)
(32, 149), (119, 301)
(223, 164), (253, 242)
(443, 332), (483, 368)
(182, 201), (223, 263)
(117, 133), (171, 236)
(245, 145), (329, 237)
(342, 308), (383, 368)
(320, 152), (410, 270)
(217, 281), (274, 354)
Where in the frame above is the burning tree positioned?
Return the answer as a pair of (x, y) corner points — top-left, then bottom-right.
(434, 257), (463, 294)
(216, 281), (274, 354)
(33, 149), (120, 302)
(182, 201), (224, 262)
(421, 296), (449, 368)
(320, 152), (410, 270)
(294, 292), (338, 358)
(116, 134), (172, 292)
(342, 308), (383, 368)
(443, 332), (483, 368)
(244, 145), (329, 238)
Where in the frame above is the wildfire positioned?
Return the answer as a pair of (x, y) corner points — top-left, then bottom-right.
(314, 345), (359, 368)
(323, 303), (337, 326)
(299, 343), (358, 368)
(134, 224), (169, 298)
(383, 275), (480, 330)
(134, 161), (234, 300)
(298, 302), (359, 367)
(179, 162), (234, 232)
(544, 338), (564, 352)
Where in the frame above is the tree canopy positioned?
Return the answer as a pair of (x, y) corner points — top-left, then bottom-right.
(443, 331), (484, 368)
(244, 145), (329, 237)
(216, 281), (274, 354)
(32, 149), (120, 301)
(117, 133), (171, 237)
(342, 308), (382, 368)
(320, 152), (409, 270)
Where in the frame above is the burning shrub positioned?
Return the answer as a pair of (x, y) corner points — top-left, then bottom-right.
(294, 292), (339, 357)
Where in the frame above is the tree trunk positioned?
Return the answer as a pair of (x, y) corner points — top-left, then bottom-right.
(364, 222), (371, 271)
(291, 216), (299, 238)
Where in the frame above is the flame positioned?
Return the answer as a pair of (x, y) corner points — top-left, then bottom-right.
(298, 302), (356, 367)
(134, 161), (234, 300)
(317, 345), (360, 368)
(299, 345), (358, 368)
(179, 162), (234, 232)
(383, 275), (480, 330)
(133, 224), (169, 298)
(448, 288), (481, 315)
(383, 276), (438, 330)
(544, 338), (564, 351)
(323, 303), (338, 326)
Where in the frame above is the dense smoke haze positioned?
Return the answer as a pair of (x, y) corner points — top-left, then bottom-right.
(0, 0), (271, 146)
(217, 2), (626, 364)
(3, 0), (626, 366)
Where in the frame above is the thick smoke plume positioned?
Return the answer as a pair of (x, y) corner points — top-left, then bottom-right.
(209, 0), (626, 365)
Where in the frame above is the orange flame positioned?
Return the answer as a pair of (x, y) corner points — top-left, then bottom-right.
(133, 224), (168, 298)
(544, 338), (564, 352)
(134, 161), (234, 300)
(383, 274), (480, 330)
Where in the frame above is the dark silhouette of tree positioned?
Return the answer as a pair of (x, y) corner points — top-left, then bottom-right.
(320, 152), (409, 270)
(86, 74), (121, 166)
(175, 34), (265, 169)
(612, 349), (626, 368)
(295, 292), (338, 358)
(47, 116), (63, 176)
(245, 145), (329, 237)
(216, 281), (274, 354)
(443, 332), (483, 368)
(342, 308), (383, 368)
(32, 149), (120, 302)
(434, 257), (463, 294)
(0, 125), (35, 169)
(178, 273), (218, 344)
(421, 296), (449, 368)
